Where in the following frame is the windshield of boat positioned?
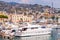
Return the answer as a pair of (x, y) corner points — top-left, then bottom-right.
(21, 28), (27, 31)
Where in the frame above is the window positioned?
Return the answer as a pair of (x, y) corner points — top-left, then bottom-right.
(22, 28), (27, 31)
(31, 27), (38, 29)
(41, 26), (46, 28)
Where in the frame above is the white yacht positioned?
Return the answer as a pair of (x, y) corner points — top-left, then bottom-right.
(15, 22), (52, 37)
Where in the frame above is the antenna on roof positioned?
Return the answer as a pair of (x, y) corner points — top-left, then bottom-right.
(52, 1), (53, 9)
(15, 9), (16, 15)
(51, 0), (54, 13)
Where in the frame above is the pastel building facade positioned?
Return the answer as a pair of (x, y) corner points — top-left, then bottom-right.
(8, 14), (33, 23)
(0, 11), (8, 22)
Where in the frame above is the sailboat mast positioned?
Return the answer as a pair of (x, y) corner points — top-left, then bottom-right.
(51, 0), (54, 13)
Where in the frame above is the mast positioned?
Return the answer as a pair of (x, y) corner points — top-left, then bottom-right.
(51, 0), (54, 14)
(51, 0), (57, 23)
(14, 6), (17, 23)
(15, 9), (16, 15)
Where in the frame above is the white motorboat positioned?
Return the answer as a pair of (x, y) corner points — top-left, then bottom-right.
(15, 22), (52, 37)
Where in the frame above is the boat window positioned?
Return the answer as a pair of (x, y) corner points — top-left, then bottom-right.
(22, 28), (27, 31)
(41, 26), (46, 28)
(12, 30), (16, 32)
(31, 27), (38, 29)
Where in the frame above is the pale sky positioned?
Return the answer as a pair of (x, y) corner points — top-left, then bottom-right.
(0, 0), (60, 8)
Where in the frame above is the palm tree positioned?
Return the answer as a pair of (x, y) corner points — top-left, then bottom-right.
(0, 15), (8, 22)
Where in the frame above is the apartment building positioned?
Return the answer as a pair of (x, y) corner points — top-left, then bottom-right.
(8, 14), (33, 23)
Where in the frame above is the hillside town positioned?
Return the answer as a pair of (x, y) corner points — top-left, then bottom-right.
(0, 1), (60, 40)
(0, 8), (60, 24)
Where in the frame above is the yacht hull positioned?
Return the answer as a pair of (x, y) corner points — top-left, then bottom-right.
(15, 28), (52, 37)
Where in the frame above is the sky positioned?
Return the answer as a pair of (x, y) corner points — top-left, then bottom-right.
(0, 0), (60, 8)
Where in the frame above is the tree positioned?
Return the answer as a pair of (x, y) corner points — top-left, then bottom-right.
(0, 15), (8, 18)
(56, 17), (58, 22)
(51, 16), (55, 22)
(0, 15), (8, 23)
(51, 16), (55, 20)
(58, 10), (60, 13)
